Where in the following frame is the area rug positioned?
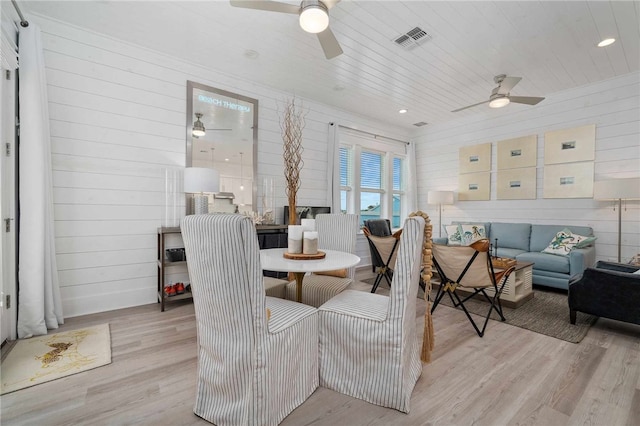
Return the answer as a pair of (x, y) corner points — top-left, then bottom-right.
(360, 278), (597, 343)
(1, 323), (111, 394)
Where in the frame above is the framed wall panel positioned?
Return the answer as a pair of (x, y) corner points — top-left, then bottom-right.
(497, 167), (536, 200)
(459, 143), (491, 173)
(543, 162), (594, 198)
(544, 124), (595, 165)
(497, 135), (537, 170)
(458, 172), (490, 201)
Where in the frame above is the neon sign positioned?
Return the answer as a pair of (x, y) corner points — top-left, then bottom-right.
(198, 94), (251, 112)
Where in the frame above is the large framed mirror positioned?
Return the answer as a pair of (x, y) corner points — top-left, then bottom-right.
(186, 81), (258, 214)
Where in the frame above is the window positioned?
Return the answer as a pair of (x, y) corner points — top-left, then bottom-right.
(339, 130), (407, 227)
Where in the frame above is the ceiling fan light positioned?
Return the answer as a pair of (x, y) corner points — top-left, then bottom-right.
(489, 97), (510, 108)
(299, 4), (329, 34)
(192, 113), (206, 137)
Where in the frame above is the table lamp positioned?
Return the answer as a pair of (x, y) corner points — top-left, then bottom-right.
(427, 190), (455, 237)
(184, 167), (220, 215)
(593, 177), (640, 262)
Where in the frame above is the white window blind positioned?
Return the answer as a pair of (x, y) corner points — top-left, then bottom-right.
(338, 128), (407, 227)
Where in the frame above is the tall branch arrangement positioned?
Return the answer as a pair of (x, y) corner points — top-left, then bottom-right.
(280, 98), (306, 225)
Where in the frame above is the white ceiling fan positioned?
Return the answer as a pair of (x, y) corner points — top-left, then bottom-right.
(230, 0), (344, 59)
(452, 74), (545, 112)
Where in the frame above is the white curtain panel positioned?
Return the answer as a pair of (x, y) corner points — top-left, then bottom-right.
(17, 22), (63, 338)
(406, 141), (418, 214)
(326, 122), (341, 212)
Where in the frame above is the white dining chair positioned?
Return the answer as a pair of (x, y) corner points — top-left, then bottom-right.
(317, 215), (425, 413)
(285, 213), (359, 307)
(181, 214), (318, 425)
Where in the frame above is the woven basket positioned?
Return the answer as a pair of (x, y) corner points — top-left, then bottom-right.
(491, 257), (517, 269)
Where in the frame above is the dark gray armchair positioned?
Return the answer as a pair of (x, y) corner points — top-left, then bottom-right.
(568, 261), (640, 325)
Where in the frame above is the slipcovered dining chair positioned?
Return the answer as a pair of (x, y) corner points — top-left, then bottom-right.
(181, 214), (318, 426)
(285, 213), (359, 307)
(318, 216), (425, 413)
(431, 239), (516, 337)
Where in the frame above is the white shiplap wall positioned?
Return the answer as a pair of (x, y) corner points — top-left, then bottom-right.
(34, 15), (410, 317)
(415, 72), (640, 264)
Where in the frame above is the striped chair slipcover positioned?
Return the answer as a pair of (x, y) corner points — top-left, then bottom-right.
(181, 214), (318, 426)
(285, 214), (359, 307)
(263, 276), (287, 298)
(318, 216), (425, 413)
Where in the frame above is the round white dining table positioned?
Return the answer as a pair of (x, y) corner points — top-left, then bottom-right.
(260, 248), (361, 303)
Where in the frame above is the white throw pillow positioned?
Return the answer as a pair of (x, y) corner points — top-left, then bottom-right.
(542, 228), (586, 256)
(444, 225), (462, 246)
(457, 224), (487, 246)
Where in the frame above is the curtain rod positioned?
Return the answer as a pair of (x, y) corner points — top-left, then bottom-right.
(11, 0), (29, 27)
(332, 123), (409, 146)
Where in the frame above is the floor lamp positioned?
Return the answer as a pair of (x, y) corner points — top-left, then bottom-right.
(184, 167), (220, 215)
(427, 190), (454, 237)
(594, 178), (640, 263)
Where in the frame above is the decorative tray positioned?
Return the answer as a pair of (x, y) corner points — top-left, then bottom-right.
(283, 251), (326, 260)
(491, 257), (517, 268)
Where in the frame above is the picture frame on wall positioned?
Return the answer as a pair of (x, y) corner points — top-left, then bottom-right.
(497, 135), (537, 170)
(497, 167), (537, 200)
(459, 143), (491, 174)
(544, 124), (595, 165)
(543, 162), (594, 198)
(458, 172), (490, 201)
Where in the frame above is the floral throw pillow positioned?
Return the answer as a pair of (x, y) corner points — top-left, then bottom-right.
(542, 228), (594, 256)
(457, 224), (487, 246)
(444, 225), (462, 246)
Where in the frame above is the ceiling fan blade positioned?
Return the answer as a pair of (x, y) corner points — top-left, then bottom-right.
(229, 0), (299, 14)
(497, 76), (522, 95)
(317, 27), (343, 59)
(451, 100), (490, 113)
(509, 96), (545, 105)
(322, 0), (341, 10)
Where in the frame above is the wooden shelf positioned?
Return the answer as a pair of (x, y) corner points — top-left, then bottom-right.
(157, 227), (190, 312)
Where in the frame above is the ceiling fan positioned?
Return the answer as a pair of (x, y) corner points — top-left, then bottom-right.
(452, 74), (545, 113)
(230, 0), (344, 59)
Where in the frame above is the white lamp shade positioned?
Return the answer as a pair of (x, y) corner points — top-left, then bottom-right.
(427, 190), (455, 205)
(593, 178), (640, 200)
(184, 167), (220, 194)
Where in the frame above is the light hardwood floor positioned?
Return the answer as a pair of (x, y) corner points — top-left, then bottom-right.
(2, 273), (639, 426)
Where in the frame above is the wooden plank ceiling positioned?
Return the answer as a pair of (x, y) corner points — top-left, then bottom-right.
(22, 1), (640, 130)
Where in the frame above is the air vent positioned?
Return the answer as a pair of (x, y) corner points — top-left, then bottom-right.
(393, 27), (432, 50)
(413, 121), (428, 127)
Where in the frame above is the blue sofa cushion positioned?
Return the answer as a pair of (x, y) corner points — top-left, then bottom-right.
(516, 252), (570, 274)
(489, 222), (531, 251)
(497, 248), (528, 259)
(530, 225), (593, 252)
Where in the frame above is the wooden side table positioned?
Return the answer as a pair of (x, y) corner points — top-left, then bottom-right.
(486, 261), (534, 308)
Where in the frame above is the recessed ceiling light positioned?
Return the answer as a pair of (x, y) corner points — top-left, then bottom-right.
(398, 109), (408, 114)
(225, 158), (230, 162)
(597, 38), (616, 47)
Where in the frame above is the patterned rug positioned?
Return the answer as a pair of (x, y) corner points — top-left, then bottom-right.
(360, 278), (597, 343)
(1, 324), (111, 394)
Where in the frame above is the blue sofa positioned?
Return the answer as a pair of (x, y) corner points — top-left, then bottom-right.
(434, 222), (596, 290)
